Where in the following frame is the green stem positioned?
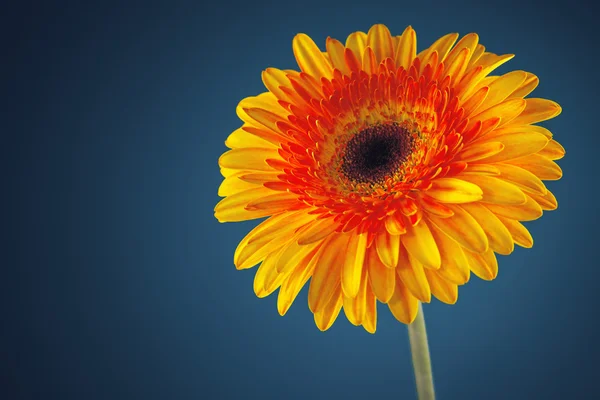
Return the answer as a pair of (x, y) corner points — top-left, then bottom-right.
(407, 302), (435, 400)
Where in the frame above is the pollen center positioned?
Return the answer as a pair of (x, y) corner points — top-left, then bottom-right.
(340, 123), (414, 185)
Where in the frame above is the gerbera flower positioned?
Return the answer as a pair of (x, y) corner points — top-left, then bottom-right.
(215, 24), (563, 334)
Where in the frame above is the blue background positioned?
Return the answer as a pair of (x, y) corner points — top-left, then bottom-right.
(4, 0), (598, 399)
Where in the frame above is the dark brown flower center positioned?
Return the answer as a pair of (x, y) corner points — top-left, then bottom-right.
(341, 123), (414, 185)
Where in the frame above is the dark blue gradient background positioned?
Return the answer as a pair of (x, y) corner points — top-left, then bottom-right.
(4, 1), (598, 399)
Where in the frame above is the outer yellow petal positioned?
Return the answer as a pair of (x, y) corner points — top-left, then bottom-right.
(478, 70), (527, 110)
(215, 186), (283, 222)
(395, 25), (416, 70)
(426, 177), (483, 203)
(457, 141), (504, 162)
(367, 24), (394, 63)
(424, 269), (458, 304)
(218, 172), (259, 196)
(470, 98), (526, 128)
(509, 98), (562, 125)
(367, 248), (395, 303)
(345, 31), (367, 62)
(538, 139), (566, 160)
(308, 234), (349, 313)
(429, 223), (471, 285)
(397, 247), (431, 303)
(428, 205), (489, 254)
(459, 175), (526, 205)
(476, 132), (548, 163)
(419, 32), (458, 64)
(485, 194), (543, 221)
(494, 163), (547, 195)
(509, 72), (539, 98)
(497, 216), (534, 248)
(402, 220), (441, 269)
(342, 232), (368, 298)
(218, 148), (280, 171)
(464, 249), (499, 281)
(362, 284), (377, 334)
(342, 266), (368, 325)
(296, 217), (339, 245)
(525, 188), (558, 211)
(509, 154), (563, 180)
(225, 128), (278, 149)
(461, 203), (514, 255)
(388, 278), (419, 324)
(277, 244), (321, 316)
(326, 37), (351, 75)
(314, 285), (343, 332)
(292, 33), (333, 79)
(376, 229), (400, 268)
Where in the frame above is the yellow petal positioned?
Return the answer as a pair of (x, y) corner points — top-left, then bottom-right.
(225, 128), (278, 149)
(428, 205), (489, 253)
(494, 163), (547, 195)
(314, 285), (343, 332)
(388, 278), (419, 324)
(445, 47), (470, 87)
(362, 285), (377, 334)
(485, 194), (543, 221)
(385, 214), (407, 235)
(292, 33), (333, 79)
(424, 269), (458, 304)
(476, 132), (549, 163)
(326, 37), (351, 75)
(458, 54), (514, 99)
(367, 24), (394, 62)
(262, 68), (292, 102)
(457, 141), (504, 162)
(342, 266), (368, 325)
(497, 216), (534, 248)
(429, 223), (471, 285)
(275, 237), (321, 273)
(246, 192), (299, 211)
(308, 234), (349, 313)
(367, 248), (395, 303)
(509, 98), (562, 125)
(471, 98), (526, 128)
(426, 177), (483, 203)
(217, 172), (259, 196)
(277, 244), (321, 316)
(362, 46), (377, 74)
(538, 139), (566, 160)
(236, 93), (286, 123)
(342, 232), (368, 298)
(233, 210), (310, 268)
(509, 72), (539, 98)
(445, 33), (479, 71)
(459, 175), (526, 205)
(509, 154), (563, 180)
(345, 31), (367, 62)
(461, 203), (514, 255)
(397, 247), (431, 303)
(464, 249), (498, 280)
(253, 251), (283, 297)
(215, 186), (281, 222)
(478, 70), (527, 110)
(402, 220), (441, 269)
(376, 229), (400, 268)
(419, 32), (458, 64)
(296, 217), (339, 245)
(525, 188), (558, 211)
(218, 148), (280, 171)
(395, 26), (416, 70)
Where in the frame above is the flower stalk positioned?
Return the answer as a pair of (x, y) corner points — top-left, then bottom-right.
(407, 303), (435, 400)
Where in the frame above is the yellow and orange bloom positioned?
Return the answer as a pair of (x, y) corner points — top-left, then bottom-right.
(215, 24), (564, 333)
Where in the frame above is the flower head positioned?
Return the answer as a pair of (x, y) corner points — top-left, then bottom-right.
(215, 24), (564, 333)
